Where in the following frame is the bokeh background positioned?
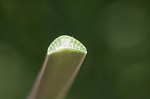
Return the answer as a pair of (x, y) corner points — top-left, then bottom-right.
(0, 0), (150, 99)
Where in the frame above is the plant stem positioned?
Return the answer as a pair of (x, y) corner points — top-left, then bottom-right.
(28, 35), (87, 99)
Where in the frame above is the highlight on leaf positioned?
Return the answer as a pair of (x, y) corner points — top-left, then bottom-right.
(48, 35), (87, 54)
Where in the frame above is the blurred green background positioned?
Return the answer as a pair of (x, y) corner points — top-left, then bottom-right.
(0, 0), (150, 99)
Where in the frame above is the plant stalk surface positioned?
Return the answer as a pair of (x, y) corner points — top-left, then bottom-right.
(28, 35), (87, 99)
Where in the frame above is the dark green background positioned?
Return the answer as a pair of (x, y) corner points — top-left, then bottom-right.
(0, 0), (150, 99)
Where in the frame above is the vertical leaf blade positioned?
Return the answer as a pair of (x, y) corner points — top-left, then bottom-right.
(28, 35), (87, 99)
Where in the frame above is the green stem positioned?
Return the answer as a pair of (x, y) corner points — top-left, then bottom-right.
(28, 35), (87, 99)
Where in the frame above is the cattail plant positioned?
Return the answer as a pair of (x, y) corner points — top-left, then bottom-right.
(28, 35), (87, 99)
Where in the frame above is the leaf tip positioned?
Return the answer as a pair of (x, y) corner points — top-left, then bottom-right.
(47, 35), (87, 55)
